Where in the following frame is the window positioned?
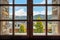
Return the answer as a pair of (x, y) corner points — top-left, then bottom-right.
(33, 6), (46, 20)
(48, 21), (60, 35)
(0, 21), (12, 35)
(14, 21), (27, 35)
(0, 0), (60, 39)
(48, 6), (60, 20)
(15, 6), (27, 20)
(1, 6), (13, 20)
(33, 21), (46, 35)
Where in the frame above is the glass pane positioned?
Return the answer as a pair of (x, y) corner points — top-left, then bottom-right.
(48, 21), (60, 35)
(14, 21), (27, 35)
(33, 6), (46, 20)
(15, 0), (27, 4)
(47, 0), (60, 4)
(33, 21), (46, 35)
(15, 6), (27, 20)
(33, 0), (45, 4)
(48, 6), (60, 20)
(0, 21), (12, 35)
(0, 6), (13, 20)
(0, 0), (13, 4)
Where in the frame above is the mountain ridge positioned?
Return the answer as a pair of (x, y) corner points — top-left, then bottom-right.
(9, 14), (52, 20)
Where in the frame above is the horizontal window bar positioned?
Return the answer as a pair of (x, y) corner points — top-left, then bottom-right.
(33, 4), (60, 6)
(0, 20), (60, 21)
(0, 4), (27, 6)
(0, 4), (60, 6)
(0, 20), (27, 21)
(33, 20), (60, 21)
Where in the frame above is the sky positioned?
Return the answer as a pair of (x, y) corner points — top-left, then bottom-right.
(9, 0), (52, 16)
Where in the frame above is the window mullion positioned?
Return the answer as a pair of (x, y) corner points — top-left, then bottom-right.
(46, 0), (48, 36)
(27, 0), (33, 38)
(12, 0), (14, 36)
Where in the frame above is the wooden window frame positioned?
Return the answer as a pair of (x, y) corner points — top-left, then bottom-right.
(0, 0), (60, 39)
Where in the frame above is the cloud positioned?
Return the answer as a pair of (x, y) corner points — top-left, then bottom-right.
(15, 9), (27, 16)
(9, 3), (12, 4)
(10, 8), (52, 16)
(33, 11), (45, 15)
(33, 11), (52, 15)
(10, 9), (27, 16)
(48, 0), (52, 4)
(36, 0), (52, 4)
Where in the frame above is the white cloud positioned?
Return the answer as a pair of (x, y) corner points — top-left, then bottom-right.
(9, 3), (12, 4)
(9, 9), (27, 16)
(15, 9), (27, 16)
(33, 11), (45, 15)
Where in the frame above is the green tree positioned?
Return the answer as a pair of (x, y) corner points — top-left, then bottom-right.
(34, 16), (44, 33)
(19, 24), (25, 33)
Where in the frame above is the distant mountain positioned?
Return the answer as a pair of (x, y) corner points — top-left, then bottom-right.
(15, 16), (27, 19)
(9, 14), (52, 20)
(33, 14), (52, 20)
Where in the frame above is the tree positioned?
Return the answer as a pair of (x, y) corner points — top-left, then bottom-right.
(19, 24), (26, 33)
(34, 16), (44, 33)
